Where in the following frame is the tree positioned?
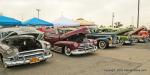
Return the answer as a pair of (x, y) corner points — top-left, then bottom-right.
(114, 22), (123, 28)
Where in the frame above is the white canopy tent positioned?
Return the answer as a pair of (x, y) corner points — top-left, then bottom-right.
(53, 16), (80, 27)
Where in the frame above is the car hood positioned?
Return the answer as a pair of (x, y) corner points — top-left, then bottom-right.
(61, 27), (89, 38)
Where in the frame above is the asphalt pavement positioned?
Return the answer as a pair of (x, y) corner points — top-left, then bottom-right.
(0, 42), (150, 75)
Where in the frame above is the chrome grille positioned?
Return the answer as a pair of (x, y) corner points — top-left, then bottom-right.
(18, 49), (45, 60)
(78, 43), (94, 51)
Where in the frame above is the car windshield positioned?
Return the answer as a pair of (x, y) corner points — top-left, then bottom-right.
(89, 28), (101, 33)
(22, 33), (44, 40)
(57, 29), (73, 34)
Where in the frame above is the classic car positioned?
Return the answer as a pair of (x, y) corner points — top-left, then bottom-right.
(96, 27), (133, 45)
(37, 26), (52, 32)
(87, 27), (119, 49)
(115, 28), (133, 45)
(148, 29), (150, 40)
(0, 27), (52, 68)
(129, 27), (149, 43)
(44, 27), (97, 56)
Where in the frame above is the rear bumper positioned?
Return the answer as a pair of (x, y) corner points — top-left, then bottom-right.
(3, 54), (53, 67)
(71, 46), (97, 55)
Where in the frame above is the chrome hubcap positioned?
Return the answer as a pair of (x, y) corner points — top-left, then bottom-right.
(99, 41), (106, 49)
(65, 47), (71, 56)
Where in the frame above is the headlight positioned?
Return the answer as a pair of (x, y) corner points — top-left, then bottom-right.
(93, 40), (97, 45)
(44, 43), (51, 49)
(6, 48), (13, 54)
(73, 42), (79, 48)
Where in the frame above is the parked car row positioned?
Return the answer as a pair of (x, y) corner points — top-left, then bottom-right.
(0, 26), (149, 68)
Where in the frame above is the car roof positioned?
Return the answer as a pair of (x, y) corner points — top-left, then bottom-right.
(8, 35), (35, 40)
(0, 27), (43, 34)
(57, 28), (77, 31)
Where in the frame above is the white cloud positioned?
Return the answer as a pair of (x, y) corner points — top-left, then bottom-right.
(0, 0), (149, 27)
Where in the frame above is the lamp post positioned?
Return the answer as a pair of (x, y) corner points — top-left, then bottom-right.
(137, 0), (140, 28)
(36, 9), (40, 19)
(112, 12), (115, 28)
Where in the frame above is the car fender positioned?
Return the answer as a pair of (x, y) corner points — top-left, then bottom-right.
(39, 40), (51, 49)
(96, 38), (109, 42)
(54, 41), (78, 50)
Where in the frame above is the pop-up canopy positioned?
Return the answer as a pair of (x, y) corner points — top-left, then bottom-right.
(76, 18), (95, 26)
(53, 16), (80, 27)
(0, 15), (22, 26)
(23, 18), (53, 26)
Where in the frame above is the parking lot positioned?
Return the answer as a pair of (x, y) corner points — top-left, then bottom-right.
(0, 42), (149, 75)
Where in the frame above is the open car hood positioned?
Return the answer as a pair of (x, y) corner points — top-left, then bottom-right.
(61, 27), (89, 38)
(129, 27), (146, 35)
(115, 28), (133, 35)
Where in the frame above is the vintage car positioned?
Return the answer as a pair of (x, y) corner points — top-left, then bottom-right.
(0, 27), (52, 68)
(115, 28), (133, 45)
(44, 27), (97, 56)
(98, 27), (133, 45)
(37, 26), (52, 32)
(148, 29), (150, 40)
(87, 27), (119, 49)
(129, 27), (149, 43)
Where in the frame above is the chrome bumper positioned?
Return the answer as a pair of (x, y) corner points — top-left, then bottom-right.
(71, 46), (97, 55)
(124, 40), (132, 44)
(3, 54), (53, 67)
(109, 43), (119, 47)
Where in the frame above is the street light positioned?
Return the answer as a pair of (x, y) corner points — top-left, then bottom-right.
(36, 9), (40, 19)
(137, 0), (140, 28)
(112, 12), (115, 28)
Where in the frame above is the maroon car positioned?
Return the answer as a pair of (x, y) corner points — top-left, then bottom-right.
(44, 27), (97, 56)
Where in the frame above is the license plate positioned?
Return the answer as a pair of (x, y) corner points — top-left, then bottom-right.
(30, 57), (40, 64)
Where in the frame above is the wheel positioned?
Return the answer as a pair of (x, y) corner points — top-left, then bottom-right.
(0, 55), (8, 68)
(63, 46), (72, 56)
(42, 59), (48, 62)
(98, 41), (107, 49)
(143, 38), (148, 43)
(120, 40), (124, 45)
(134, 38), (139, 43)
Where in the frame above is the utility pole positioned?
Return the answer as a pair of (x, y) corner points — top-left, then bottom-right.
(36, 9), (40, 19)
(112, 12), (115, 28)
(137, 0), (140, 28)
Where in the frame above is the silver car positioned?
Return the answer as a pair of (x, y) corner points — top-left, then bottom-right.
(0, 27), (52, 68)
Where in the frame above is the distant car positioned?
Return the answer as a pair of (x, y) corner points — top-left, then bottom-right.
(129, 27), (149, 43)
(0, 27), (52, 68)
(96, 28), (133, 45)
(115, 28), (133, 45)
(44, 27), (97, 56)
(87, 27), (119, 49)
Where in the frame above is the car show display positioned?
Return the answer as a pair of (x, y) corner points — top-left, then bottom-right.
(0, 27), (52, 68)
(44, 27), (97, 56)
(0, 15), (149, 69)
(129, 27), (149, 43)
